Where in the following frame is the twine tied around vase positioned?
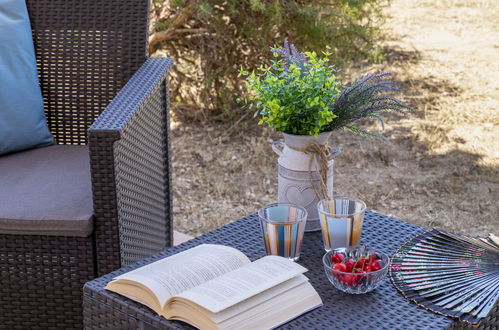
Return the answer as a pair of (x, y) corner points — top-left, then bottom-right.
(287, 142), (331, 201)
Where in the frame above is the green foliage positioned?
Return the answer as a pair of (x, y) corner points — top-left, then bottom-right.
(241, 43), (411, 139)
(240, 46), (341, 136)
(151, 0), (390, 122)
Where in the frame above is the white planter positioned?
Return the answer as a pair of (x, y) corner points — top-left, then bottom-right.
(272, 132), (340, 232)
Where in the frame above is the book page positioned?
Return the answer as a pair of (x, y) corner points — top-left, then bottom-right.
(164, 275), (320, 329)
(111, 244), (250, 306)
(219, 281), (322, 330)
(174, 255), (308, 313)
(210, 275), (309, 323)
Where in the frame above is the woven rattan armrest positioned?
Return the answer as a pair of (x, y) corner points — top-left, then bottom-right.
(88, 57), (174, 276)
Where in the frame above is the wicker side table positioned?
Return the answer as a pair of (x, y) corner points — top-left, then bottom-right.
(83, 211), (497, 329)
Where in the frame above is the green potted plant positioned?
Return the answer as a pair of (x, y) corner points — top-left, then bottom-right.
(240, 41), (410, 231)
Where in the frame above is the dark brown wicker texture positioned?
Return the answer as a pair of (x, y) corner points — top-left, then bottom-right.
(82, 211), (499, 329)
(0, 1), (173, 329)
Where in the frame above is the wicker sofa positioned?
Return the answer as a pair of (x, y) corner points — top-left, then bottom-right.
(0, 0), (173, 329)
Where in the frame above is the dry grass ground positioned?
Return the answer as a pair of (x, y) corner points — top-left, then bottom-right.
(170, 0), (498, 237)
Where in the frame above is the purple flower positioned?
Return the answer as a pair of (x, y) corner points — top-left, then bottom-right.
(324, 72), (411, 138)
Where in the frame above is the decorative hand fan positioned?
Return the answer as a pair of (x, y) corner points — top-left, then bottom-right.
(389, 229), (499, 325)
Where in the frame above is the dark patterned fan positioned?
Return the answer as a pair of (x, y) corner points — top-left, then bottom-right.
(389, 229), (499, 325)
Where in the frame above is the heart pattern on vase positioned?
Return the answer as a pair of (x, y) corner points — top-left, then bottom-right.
(281, 185), (317, 207)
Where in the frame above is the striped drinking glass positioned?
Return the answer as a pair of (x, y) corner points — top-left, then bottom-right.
(258, 204), (308, 261)
(317, 197), (366, 252)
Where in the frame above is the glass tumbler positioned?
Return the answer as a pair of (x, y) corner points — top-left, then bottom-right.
(317, 197), (366, 251)
(258, 203), (308, 261)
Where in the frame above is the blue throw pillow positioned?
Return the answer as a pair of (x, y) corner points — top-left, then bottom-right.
(0, 0), (53, 155)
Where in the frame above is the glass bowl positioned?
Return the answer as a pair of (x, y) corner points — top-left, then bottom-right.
(322, 246), (389, 294)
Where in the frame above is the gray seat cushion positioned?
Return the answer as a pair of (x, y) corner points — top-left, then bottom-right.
(0, 145), (94, 237)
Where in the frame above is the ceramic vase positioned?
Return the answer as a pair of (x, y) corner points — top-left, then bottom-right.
(272, 132), (340, 232)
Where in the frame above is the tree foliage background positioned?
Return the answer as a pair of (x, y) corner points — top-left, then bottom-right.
(149, 0), (389, 123)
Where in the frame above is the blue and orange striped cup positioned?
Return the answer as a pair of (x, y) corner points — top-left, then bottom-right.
(258, 204), (308, 261)
(317, 197), (366, 252)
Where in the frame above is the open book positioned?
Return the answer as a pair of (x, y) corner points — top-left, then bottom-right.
(106, 244), (322, 330)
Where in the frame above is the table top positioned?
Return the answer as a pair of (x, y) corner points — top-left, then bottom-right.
(84, 211), (454, 329)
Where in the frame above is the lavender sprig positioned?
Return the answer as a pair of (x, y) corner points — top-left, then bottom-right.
(272, 40), (308, 72)
(324, 72), (412, 137)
